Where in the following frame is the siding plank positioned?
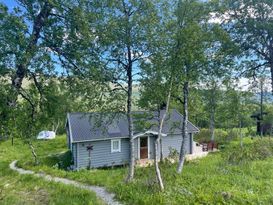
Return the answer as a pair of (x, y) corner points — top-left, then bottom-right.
(75, 134), (193, 169)
(77, 139), (130, 169)
(161, 134), (191, 158)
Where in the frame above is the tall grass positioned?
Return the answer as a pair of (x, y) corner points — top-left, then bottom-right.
(0, 137), (103, 205)
(224, 138), (273, 164)
(15, 135), (273, 205)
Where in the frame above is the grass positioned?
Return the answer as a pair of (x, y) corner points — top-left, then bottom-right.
(2, 135), (273, 204)
(0, 138), (103, 205)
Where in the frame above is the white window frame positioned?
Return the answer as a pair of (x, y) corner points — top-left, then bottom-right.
(111, 139), (121, 153)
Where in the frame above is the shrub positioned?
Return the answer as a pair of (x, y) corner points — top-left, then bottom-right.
(58, 151), (72, 169)
(194, 129), (210, 143)
(216, 129), (230, 144)
(195, 129), (228, 145)
(246, 126), (256, 137)
(168, 147), (179, 161)
(226, 129), (239, 142)
(223, 138), (273, 164)
(41, 151), (72, 170)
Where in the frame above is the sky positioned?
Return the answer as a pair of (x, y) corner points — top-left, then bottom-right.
(1, 0), (18, 10)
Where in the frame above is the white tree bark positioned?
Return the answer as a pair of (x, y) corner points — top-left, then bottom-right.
(210, 108), (215, 142)
(209, 83), (217, 142)
(240, 120), (243, 148)
(29, 141), (38, 165)
(177, 81), (188, 174)
(126, 45), (135, 182)
(154, 79), (172, 191)
(53, 120), (60, 134)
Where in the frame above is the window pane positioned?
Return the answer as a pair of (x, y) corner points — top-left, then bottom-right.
(112, 140), (119, 151)
(140, 137), (147, 147)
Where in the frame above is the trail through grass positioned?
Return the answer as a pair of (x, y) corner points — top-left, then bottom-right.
(0, 138), (103, 205)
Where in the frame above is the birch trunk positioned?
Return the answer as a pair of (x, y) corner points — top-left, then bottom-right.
(29, 141), (38, 165)
(177, 81), (189, 174)
(160, 138), (163, 162)
(154, 79), (172, 191)
(209, 108), (215, 142)
(9, 1), (52, 106)
(126, 45), (135, 182)
(53, 120), (60, 134)
(260, 79), (264, 137)
(154, 138), (164, 190)
(271, 63), (273, 95)
(209, 84), (216, 142)
(240, 120), (243, 148)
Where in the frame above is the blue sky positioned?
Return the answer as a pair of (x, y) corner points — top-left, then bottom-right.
(1, 0), (18, 10)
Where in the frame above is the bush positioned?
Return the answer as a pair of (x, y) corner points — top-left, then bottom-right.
(223, 138), (273, 164)
(195, 129), (228, 145)
(226, 129), (239, 141)
(216, 129), (230, 144)
(167, 147), (179, 161)
(246, 126), (256, 137)
(41, 151), (72, 170)
(194, 129), (210, 143)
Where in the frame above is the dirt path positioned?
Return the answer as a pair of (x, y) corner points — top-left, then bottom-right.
(9, 160), (122, 205)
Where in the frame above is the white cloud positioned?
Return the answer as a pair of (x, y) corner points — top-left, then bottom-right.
(208, 3), (273, 25)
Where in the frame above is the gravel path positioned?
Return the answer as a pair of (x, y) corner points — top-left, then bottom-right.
(9, 160), (122, 205)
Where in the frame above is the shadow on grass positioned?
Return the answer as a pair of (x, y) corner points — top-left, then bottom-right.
(42, 151), (72, 170)
(22, 151), (72, 170)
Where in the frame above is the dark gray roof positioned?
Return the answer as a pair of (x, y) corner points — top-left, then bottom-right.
(67, 109), (199, 142)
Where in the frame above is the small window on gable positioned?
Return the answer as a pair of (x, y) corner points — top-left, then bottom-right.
(111, 139), (121, 153)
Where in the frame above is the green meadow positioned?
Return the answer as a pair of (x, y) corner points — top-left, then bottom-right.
(1, 135), (272, 204)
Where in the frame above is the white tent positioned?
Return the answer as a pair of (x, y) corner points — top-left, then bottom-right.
(37, 131), (56, 140)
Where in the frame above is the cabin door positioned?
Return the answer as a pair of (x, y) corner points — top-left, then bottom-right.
(140, 137), (148, 159)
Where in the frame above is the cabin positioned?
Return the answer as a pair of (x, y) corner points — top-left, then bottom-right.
(66, 109), (199, 169)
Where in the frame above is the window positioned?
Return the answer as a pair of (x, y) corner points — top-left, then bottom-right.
(111, 139), (121, 153)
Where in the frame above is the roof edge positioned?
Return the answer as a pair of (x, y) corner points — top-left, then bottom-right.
(67, 113), (74, 143)
(173, 109), (200, 132)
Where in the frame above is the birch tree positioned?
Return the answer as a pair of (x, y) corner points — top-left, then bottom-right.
(172, 1), (238, 172)
(173, 0), (209, 174)
(0, 0), (99, 163)
(202, 31), (237, 141)
(139, 51), (175, 190)
(219, 0), (273, 94)
(91, 0), (160, 181)
(204, 80), (221, 141)
(155, 80), (172, 191)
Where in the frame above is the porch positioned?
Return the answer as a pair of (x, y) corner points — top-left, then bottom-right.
(133, 131), (164, 162)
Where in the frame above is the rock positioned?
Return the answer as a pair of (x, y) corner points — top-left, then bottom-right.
(221, 191), (232, 200)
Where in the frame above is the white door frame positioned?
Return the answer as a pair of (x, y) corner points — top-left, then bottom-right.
(138, 135), (150, 159)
